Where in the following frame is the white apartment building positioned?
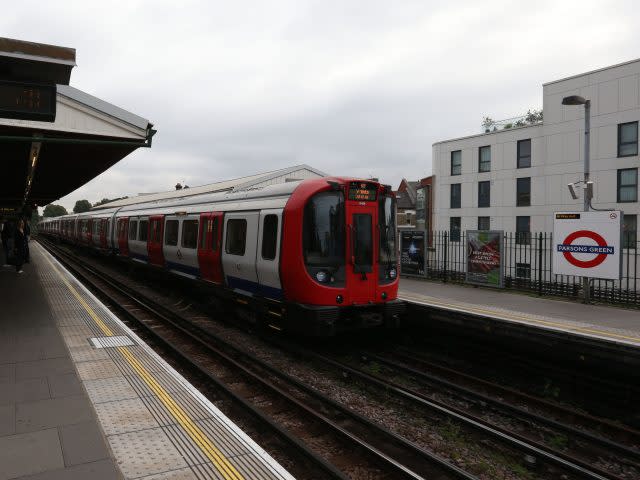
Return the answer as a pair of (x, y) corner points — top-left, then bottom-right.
(432, 59), (639, 245)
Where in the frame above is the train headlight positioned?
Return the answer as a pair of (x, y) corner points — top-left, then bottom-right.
(389, 268), (397, 279)
(316, 271), (328, 283)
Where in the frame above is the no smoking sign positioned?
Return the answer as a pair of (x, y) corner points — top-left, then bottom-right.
(553, 212), (622, 280)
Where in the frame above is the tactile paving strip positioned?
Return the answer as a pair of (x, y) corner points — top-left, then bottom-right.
(32, 244), (294, 480)
(90, 335), (136, 349)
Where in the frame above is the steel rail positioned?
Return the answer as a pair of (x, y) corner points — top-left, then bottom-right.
(365, 349), (640, 462)
(273, 339), (623, 480)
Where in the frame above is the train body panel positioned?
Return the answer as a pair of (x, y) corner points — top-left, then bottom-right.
(39, 178), (402, 335)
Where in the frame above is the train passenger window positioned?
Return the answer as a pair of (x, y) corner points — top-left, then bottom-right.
(211, 218), (219, 252)
(225, 219), (247, 255)
(165, 220), (179, 246)
(181, 220), (198, 249)
(199, 219), (209, 249)
(261, 215), (278, 260)
(139, 220), (149, 242)
(128, 220), (138, 241)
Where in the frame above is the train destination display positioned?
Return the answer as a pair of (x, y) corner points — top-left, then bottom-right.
(348, 182), (377, 201)
(0, 80), (56, 122)
(466, 230), (504, 287)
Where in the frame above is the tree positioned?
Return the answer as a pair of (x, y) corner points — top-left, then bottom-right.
(43, 204), (68, 217)
(73, 199), (92, 213)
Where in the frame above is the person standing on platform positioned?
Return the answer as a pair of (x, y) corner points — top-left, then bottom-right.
(13, 219), (27, 274)
(24, 217), (31, 263)
(1, 219), (10, 266)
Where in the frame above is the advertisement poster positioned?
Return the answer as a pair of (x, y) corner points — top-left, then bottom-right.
(466, 230), (504, 287)
(400, 230), (425, 276)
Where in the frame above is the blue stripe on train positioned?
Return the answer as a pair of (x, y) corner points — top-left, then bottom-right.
(130, 252), (149, 263)
(226, 275), (283, 301)
(166, 261), (201, 278)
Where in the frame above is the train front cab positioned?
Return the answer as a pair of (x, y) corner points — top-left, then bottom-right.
(281, 179), (403, 335)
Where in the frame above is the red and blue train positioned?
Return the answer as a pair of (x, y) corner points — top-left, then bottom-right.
(39, 177), (403, 335)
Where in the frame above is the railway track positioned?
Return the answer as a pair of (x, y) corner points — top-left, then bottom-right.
(265, 337), (637, 480)
(39, 238), (476, 480)
(367, 347), (640, 455)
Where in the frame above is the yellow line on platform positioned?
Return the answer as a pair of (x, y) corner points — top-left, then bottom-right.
(40, 246), (245, 480)
(400, 293), (640, 344)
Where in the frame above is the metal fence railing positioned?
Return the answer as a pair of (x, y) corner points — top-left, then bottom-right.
(410, 231), (639, 308)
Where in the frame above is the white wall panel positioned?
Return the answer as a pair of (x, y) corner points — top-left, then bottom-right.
(620, 75), (639, 110)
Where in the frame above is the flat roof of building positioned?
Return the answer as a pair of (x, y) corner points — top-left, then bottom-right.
(432, 122), (541, 146)
(543, 57), (640, 87)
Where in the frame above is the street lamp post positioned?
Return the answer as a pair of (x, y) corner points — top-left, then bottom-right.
(562, 95), (591, 303)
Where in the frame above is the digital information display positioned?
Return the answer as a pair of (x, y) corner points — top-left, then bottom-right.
(0, 81), (57, 122)
(348, 182), (377, 201)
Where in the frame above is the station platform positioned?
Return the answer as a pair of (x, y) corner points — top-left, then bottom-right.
(1, 242), (294, 480)
(399, 277), (640, 349)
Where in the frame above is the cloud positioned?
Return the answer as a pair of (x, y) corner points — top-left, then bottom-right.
(2, 0), (638, 210)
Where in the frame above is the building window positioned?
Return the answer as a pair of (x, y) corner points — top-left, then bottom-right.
(478, 216), (490, 231)
(618, 122), (638, 157)
(517, 177), (531, 206)
(451, 150), (462, 176)
(478, 181), (490, 208)
(516, 262), (531, 279)
(479, 146), (491, 172)
(516, 216), (531, 245)
(450, 183), (461, 209)
(623, 214), (637, 249)
(617, 168), (638, 202)
(517, 139), (531, 168)
(449, 217), (461, 242)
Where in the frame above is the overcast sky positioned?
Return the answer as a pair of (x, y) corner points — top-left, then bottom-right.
(4, 0), (640, 211)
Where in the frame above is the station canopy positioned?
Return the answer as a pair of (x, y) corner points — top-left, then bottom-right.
(0, 38), (155, 216)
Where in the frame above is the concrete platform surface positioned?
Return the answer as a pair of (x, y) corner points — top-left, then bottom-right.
(0, 246), (120, 479)
(399, 277), (640, 347)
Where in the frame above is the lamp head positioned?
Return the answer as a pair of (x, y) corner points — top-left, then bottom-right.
(562, 95), (587, 105)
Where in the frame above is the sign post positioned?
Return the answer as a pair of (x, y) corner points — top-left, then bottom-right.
(552, 211), (622, 283)
(400, 230), (425, 276)
(465, 230), (504, 288)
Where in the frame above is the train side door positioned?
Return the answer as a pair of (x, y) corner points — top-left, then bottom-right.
(256, 209), (283, 299)
(118, 218), (129, 255)
(347, 203), (378, 304)
(100, 219), (108, 248)
(222, 211), (259, 294)
(148, 215), (165, 267)
(198, 212), (223, 284)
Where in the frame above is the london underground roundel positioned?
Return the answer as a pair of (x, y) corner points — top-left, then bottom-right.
(558, 230), (613, 268)
(553, 212), (622, 280)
